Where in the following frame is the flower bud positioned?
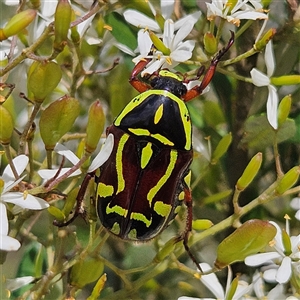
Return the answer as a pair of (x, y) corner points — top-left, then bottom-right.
(271, 75), (300, 86)
(149, 31), (170, 55)
(254, 28), (276, 51)
(226, 277), (239, 299)
(153, 237), (176, 263)
(70, 257), (104, 289)
(204, 32), (218, 55)
(39, 95), (80, 150)
(215, 220), (276, 269)
(87, 274), (107, 300)
(155, 12), (165, 31)
(0, 105), (14, 144)
(203, 189), (232, 205)
(277, 94), (292, 126)
(29, 0), (41, 9)
(85, 101), (106, 154)
(282, 229), (292, 256)
(192, 219), (213, 231)
(28, 61), (62, 102)
(48, 206), (66, 222)
(211, 132), (232, 164)
(53, 0), (72, 52)
(61, 187), (79, 219)
(276, 166), (300, 195)
(236, 152), (262, 191)
(70, 10), (80, 44)
(0, 9), (36, 41)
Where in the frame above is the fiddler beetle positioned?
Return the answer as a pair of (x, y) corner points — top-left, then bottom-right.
(55, 32), (234, 268)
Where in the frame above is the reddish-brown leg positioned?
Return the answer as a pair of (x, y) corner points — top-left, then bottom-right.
(183, 31), (234, 102)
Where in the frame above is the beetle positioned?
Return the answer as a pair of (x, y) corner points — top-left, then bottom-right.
(55, 32), (234, 268)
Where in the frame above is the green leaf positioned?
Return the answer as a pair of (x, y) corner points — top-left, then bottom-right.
(203, 100), (225, 128)
(241, 115), (296, 150)
(105, 12), (137, 50)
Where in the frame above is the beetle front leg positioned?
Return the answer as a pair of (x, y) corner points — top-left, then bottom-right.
(53, 172), (95, 227)
(183, 31), (235, 102)
(129, 58), (153, 93)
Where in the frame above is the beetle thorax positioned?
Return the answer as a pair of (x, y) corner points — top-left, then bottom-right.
(150, 75), (187, 98)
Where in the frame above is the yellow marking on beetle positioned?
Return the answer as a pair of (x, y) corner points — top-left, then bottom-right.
(159, 70), (182, 81)
(129, 128), (150, 136)
(174, 205), (182, 214)
(154, 103), (164, 124)
(128, 128), (174, 147)
(184, 171), (192, 188)
(110, 222), (121, 235)
(116, 134), (129, 194)
(151, 134), (174, 146)
(154, 201), (172, 217)
(147, 150), (178, 206)
(127, 228), (138, 240)
(130, 212), (152, 227)
(106, 204), (128, 217)
(141, 142), (153, 169)
(178, 191), (185, 201)
(97, 183), (114, 198)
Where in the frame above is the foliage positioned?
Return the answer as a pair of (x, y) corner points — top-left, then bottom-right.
(0, 0), (299, 299)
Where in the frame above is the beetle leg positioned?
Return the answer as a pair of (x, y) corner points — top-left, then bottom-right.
(176, 187), (203, 272)
(183, 31), (234, 102)
(53, 172), (94, 227)
(129, 58), (153, 93)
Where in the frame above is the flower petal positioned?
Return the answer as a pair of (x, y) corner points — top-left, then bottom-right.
(0, 234), (21, 251)
(290, 197), (300, 210)
(161, 0), (174, 19)
(0, 203), (9, 235)
(231, 10), (268, 21)
(123, 10), (160, 31)
(265, 41), (275, 77)
(2, 155), (29, 182)
(6, 276), (35, 292)
(136, 29), (152, 55)
(263, 268), (278, 283)
(174, 11), (201, 31)
(54, 143), (80, 165)
(170, 41), (195, 62)
(172, 21), (194, 49)
(2, 192), (49, 209)
(38, 168), (81, 180)
(267, 284), (285, 299)
(163, 19), (175, 48)
(275, 256), (292, 283)
(250, 68), (270, 86)
(266, 85), (279, 129)
(199, 263), (225, 299)
(245, 252), (281, 266)
(88, 133), (114, 172)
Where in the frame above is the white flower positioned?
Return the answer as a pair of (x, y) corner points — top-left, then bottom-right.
(252, 272), (286, 299)
(123, 1), (201, 75)
(178, 263), (252, 300)
(250, 40), (279, 129)
(290, 197), (300, 221)
(124, 2), (201, 33)
(245, 220), (300, 284)
(5, 276), (35, 292)
(0, 155), (49, 252)
(206, 0), (268, 26)
(133, 19), (196, 75)
(38, 134), (114, 180)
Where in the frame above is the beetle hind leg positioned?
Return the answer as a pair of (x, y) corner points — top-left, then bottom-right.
(175, 186), (203, 272)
